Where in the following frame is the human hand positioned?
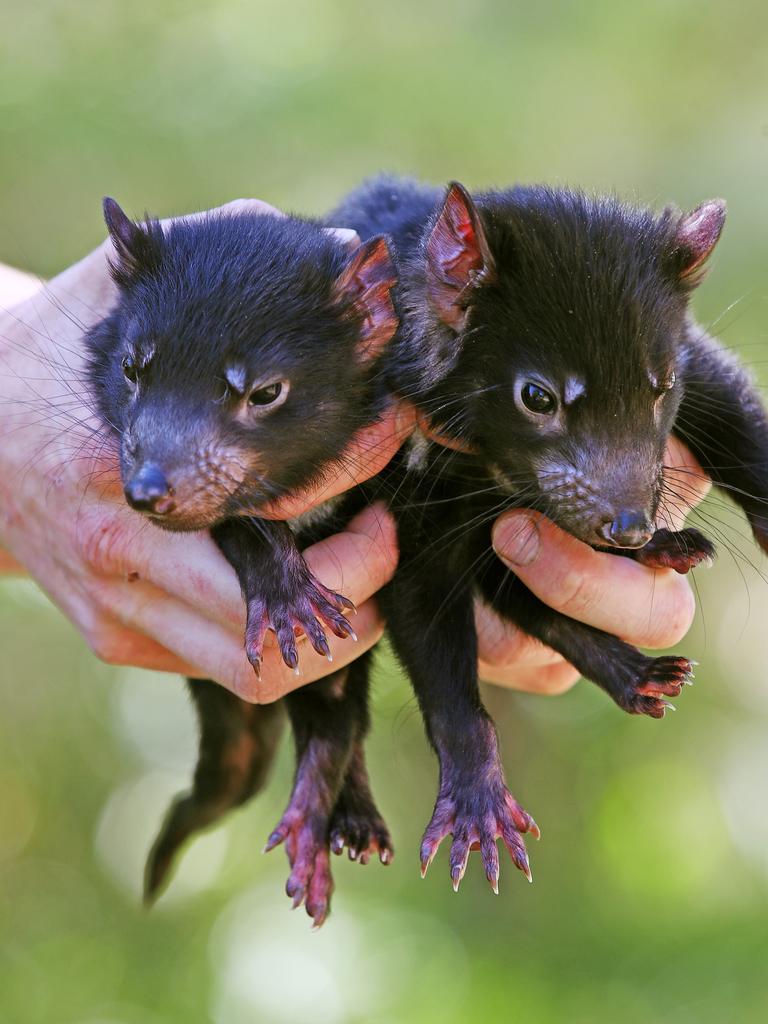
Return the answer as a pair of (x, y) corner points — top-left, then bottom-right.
(476, 436), (711, 694)
(0, 200), (407, 700)
(0, 262), (42, 309)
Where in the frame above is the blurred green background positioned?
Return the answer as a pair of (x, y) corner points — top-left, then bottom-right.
(2, 1), (768, 1021)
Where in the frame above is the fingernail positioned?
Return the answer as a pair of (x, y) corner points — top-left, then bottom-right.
(327, 226), (360, 250)
(493, 513), (541, 567)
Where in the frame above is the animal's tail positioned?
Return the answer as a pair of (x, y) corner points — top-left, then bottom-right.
(144, 678), (284, 903)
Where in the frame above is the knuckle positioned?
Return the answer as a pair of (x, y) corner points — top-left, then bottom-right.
(86, 626), (128, 666)
(84, 577), (119, 615)
(77, 512), (136, 576)
(84, 576), (143, 625)
(368, 541), (398, 589)
(539, 663), (581, 695)
(375, 515), (399, 573)
(478, 627), (525, 670)
(557, 568), (601, 619)
(351, 506), (399, 584)
(227, 661), (283, 705)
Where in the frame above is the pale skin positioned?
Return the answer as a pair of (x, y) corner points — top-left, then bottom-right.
(0, 200), (711, 703)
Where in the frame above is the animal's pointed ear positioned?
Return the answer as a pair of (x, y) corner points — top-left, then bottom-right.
(672, 199), (726, 283)
(103, 197), (162, 285)
(334, 235), (398, 362)
(425, 181), (494, 330)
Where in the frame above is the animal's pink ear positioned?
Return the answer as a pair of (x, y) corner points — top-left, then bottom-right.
(674, 199), (726, 281)
(334, 235), (398, 362)
(103, 197), (162, 285)
(425, 181), (494, 330)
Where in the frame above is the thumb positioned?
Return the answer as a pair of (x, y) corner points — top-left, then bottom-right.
(491, 508), (696, 648)
(492, 511), (544, 568)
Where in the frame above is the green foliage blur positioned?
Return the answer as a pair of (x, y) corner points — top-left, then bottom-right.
(2, 1), (768, 1021)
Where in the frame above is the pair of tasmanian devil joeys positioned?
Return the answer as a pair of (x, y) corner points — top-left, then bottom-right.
(86, 174), (768, 926)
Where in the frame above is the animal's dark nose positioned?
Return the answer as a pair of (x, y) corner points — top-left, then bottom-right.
(124, 465), (175, 515)
(598, 511), (654, 549)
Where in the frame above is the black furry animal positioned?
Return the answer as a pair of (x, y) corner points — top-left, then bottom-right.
(86, 201), (399, 924)
(85, 178), (768, 928)
(325, 175), (768, 893)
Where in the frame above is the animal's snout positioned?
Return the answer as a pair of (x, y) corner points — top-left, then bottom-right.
(598, 511), (654, 549)
(124, 464), (176, 516)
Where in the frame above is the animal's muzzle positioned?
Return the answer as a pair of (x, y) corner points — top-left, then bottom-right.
(597, 511), (654, 549)
(123, 464), (177, 516)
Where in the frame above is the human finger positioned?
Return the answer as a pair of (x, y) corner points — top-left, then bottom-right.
(491, 511), (697, 649)
(83, 502), (398, 639)
(474, 599), (570, 672)
(259, 405), (416, 520)
(103, 574), (384, 702)
(480, 657), (581, 694)
(659, 436), (711, 530)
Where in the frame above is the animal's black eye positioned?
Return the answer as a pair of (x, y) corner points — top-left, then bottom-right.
(122, 356), (138, 384)
(521, 382), (557, 415)
(650, 369), (677, 395)
(247, 381), (284, 407)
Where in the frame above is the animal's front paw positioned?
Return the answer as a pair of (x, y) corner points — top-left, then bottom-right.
(265, 802), (335, 928)
(420, 779), (539, 893)
(634, 528), (716, 574)
(329, 785), (394, 865)
(615, 654), (695, 718)
(244, 577), (356, 676)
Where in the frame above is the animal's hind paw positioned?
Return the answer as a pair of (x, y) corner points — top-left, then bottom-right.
(634, 528), (715, 574)
(265, 804), (335, 928)
(420, 779), (539, 894)
(329, 789), (394, 865)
